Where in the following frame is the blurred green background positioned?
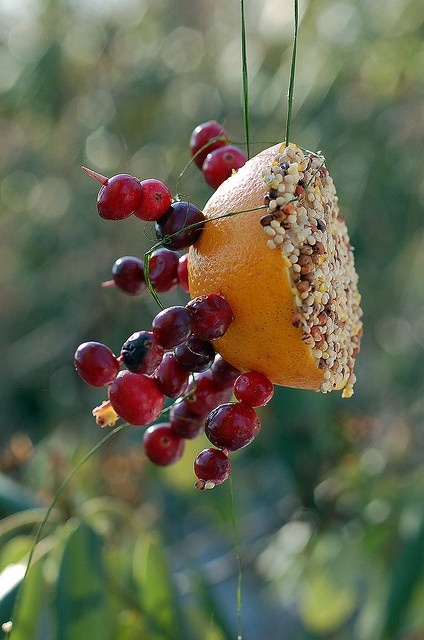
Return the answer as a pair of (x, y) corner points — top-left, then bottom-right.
(1, 0), (424, 638)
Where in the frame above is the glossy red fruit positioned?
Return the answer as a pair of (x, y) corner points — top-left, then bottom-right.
(190, 121), (229, 169)
(194, 448), (232, 487)
(148, 248), (179, 292)
(74, 342), (120, 387)
(174, 336), (215, 373)
(112, 256), (147, 295)
(210, 355), (241, 390)
(169, 401), (205, 439)
(152, 306), (192, 349)
(121, 331), (164, 374)
(134, 179), (172, 221)
(183, 370), (233, 416)
(233, 371), (274, 407)
(153, 352), (189, 398)
(96, 174), (143, 220)
(205, 402), (261, 451)
(186, 294), (234, 341)
(108, 370), (164, 426)
(155, 201), (205, 250)
(178, 253), (189, 293)
(143, 423), (185, 466)
(202, 145), (247, 190)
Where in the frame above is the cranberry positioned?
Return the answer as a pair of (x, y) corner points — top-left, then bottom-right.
(174, 336), (215, 373)
(155, 201), (205, 250)
(152, 306), (192, 349)
(210, 355), (241, 390)
(74, 341), (120, 387)
(194, 448), (232, 488)
(202, 145), (247, 190)
(121, 331), (164, 375)
(152, 352), (189, 398)
(205, 402), (261, 451)
(190, 120), (229, 169)
(169, 401), (205, 439)
(134, 179), (172, 222)
(108, 370), (164, 426)
(148, 248), (179, 292)
(183, 370), (233, 416)
(186, 294), (234, 341)
(96, 173), (143, 220)
(112, 256), (146, 295)
(233, 371), (274, 407)
(143, 423), (185, 466)
(178, 253), (190, 293)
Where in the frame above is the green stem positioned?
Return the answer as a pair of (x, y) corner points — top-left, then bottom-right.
(285, 0), (299, 146)
(240, 0), (250, 158)
(229, 476), (243, 640)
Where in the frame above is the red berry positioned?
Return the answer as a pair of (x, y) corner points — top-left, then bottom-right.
(143, 423), (185, 466)
(233, 371), (274, 407)
(109, 370), (164, 426)
(194, 448), (232, 488)
(152, 306), (192, 349)
(190, 121), (229, 169)
(174, 336), (215, 373)
(186, 294), (234, 341)
(183, 370), (233, 416)
(96, 173), (143, 220)
(202, 146), (247, 190)
(205, 402), (261, 451)
(121, 331), (164, 374)
(134, 179), (172, 222)
(169, 401), (205, 439)
(112, 256), (146, 295)
(178, 253), (190, 293)
(153, 352), (189, 398)
(74, 341), (120, 387)
(210, 355), (241, 390)
(148, 248), (179, 292)
(155, 201), (205, 251)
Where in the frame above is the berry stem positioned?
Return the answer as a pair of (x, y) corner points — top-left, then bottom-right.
(143, 250), (165, 310)
(285, 0), (299, 147)
(81, 165), (108, 185)
(240, 0), (250, 159)
(229, 476), (243, 640)
(175, 135), (228, 198)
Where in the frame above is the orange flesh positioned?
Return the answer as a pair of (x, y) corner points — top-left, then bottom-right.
(188, 144), (324, 390)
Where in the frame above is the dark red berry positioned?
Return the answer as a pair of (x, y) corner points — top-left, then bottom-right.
(121, 331), (164, 374)
(174, 336), (215, 373)
(109, 370), (164, 426)
(202, 146), (247, 190)
(186, 294), (234, 341)
(178, 253), (190, 293)
(134, 179), (172, 222)
(205, 402), (261, 451)
(169, 401), (205, 439)
(155, 201), (205, 250)
(233, 371), (274, 407)
(112, 256), (146, 295)
(74, 341), (120, 387)
(190, 121), (229, 169)
(96, 173), (143, 220)
(153, 352), (189, 398)
(152, 306), (192, 349)
(148, 248), (179, 292)
(143, 423), (185, 466)
(194, 448), (232, 487)
(210, 355), (241, 390)
(183, 370), (233, 416)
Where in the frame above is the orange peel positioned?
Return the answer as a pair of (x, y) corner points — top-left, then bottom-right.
(188, 142), (362, 396)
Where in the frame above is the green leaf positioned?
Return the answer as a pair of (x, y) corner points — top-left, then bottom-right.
(55, 522), (109, 640)
(132, 531), (180, 640)
(4, 560), (45, 640)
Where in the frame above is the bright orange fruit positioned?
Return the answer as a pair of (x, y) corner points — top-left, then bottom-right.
(188, 143), (362, 396)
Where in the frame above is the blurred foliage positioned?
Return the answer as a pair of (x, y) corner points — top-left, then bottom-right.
(0, 0), (424, 638)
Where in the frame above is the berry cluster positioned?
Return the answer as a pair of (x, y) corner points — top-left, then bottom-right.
(189, 120), (247, 189)
(75, 121), (272, 489)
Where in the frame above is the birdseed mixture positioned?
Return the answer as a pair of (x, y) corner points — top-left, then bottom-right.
(260, 144), (363, 397)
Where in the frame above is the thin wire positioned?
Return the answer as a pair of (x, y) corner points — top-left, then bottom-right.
(240, 0), (250, 159)
(285, 0), (299, 147)
(229, 476), (243, 640)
